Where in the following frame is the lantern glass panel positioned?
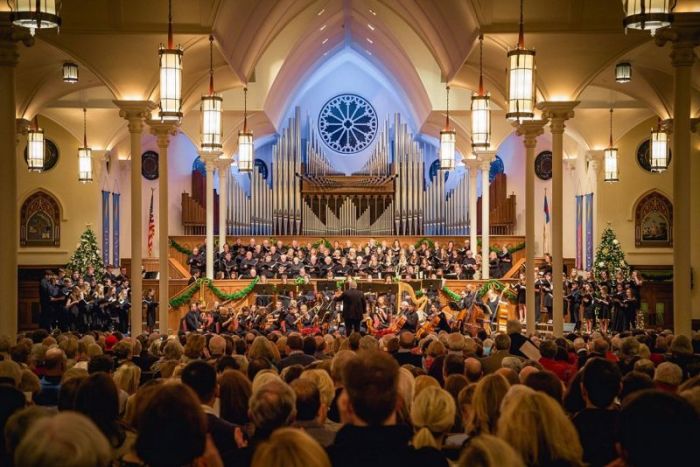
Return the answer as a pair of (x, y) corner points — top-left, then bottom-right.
(604, 147), (619, 182)
(471, 94), (491, 150)
(159, 46), (183, 121)
(440, 129), (456, 170)
(78, 147), (92, 182)
(238, 131), (254, 172)
(27, 129), (45, 172)
(506, 49), (535, 121)
(201, 95), (223, 152)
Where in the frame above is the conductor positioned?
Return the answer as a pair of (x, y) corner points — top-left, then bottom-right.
(333, 280), (367, 336)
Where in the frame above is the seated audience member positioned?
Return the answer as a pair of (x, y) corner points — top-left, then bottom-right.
(468, 374), (510, 436)
(327, 350), (447, 467)
(247, 380), (297, 448)
(3, 406), (52, 463)
(410, 386), (456, 462)
(616, 391), (700, 467)
(219, 369), (252, 427)
(666, 335), (700, 379)
(538, 340), (574, 383)
(394, 331), (422, 367)
(653, 361), (683, 393)
(280, 335), (316, 369)
(494, 367), (519, 387)
(464, 357), (482, 383)
(617, 337), (641, 376)
(619, 371), (654, 405)
(290, 378), (336, 447)
(74, 372), (134, 459)
(14, 412), (112, 467)
(506, 320), (539, 360)
(181, 361), (238, 462)
(0, 360), (22, 387)
(251, 428), (331, 467)
(34, 347), (66, 406)
(498, 386), (584, 467)
(456, 434), (525, 467)
(481, 334), (518, 375)
(524, 370), (564, 404)
(0, 385), (27, 462)
(572, 358), (621, 467)
(632, 358), (655, 379)
(131, 384), (211, 467)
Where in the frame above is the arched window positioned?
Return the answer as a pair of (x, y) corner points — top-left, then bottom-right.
(20, 191), (61, 247)
(635, 191), (672, 248)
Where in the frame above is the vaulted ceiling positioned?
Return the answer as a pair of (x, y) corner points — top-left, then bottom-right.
(4, 0), (699, 157)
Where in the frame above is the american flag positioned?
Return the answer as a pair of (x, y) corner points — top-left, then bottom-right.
(147, 188), (155, 257)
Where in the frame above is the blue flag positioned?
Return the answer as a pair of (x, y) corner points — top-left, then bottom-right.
(544, 193), (550, 224)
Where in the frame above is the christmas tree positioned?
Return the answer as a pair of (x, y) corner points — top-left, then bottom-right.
(593, 225), (629, 280)
(66, 227), (105, 280)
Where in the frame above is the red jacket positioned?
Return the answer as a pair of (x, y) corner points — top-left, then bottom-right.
(539, 357), (575, 383)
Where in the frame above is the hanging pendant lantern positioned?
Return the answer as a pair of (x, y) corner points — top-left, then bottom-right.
(9, 0), (62, 36)
(158, 0), (183, 122)
(604, 108), (619, 182)
(439, 86), (456, 170)
(78, 108), (93, 183)
(238, 87), (254, 172)
(201, 35), (223, 153)
(506, 0), (536, 122)
(471, 34), (491, 151)
(650, 120), (670, 172)
(27, 116), (45, 172)
(615, 62), (632, 83)
(62, 62), (79, 83)
(621, 0), (675, 35)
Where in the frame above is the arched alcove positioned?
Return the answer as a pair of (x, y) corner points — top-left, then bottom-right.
(20, 190), (62, 248)
(635, 191), (673, 248)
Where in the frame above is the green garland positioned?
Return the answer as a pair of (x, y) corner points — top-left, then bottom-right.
(169, 239), (193, 256)
(312, 238), (333, 250)
(442, 286), (462, 302)
(413, 237), (525, 255)
(414, 237), (436, 250)
(169, 277), (259, 308)
(476, 279), (516, 300)
(294, 276), (307, 285)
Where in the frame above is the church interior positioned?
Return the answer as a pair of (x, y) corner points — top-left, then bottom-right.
(1, 2), (700, 467)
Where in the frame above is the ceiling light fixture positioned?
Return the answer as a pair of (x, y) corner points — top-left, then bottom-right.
(615, 62), (632, 83)
(440, 86), (456, 170)
(9, 0), (62, 36)
(604, 108), (619, 182)
(62, 62), (78, 83)
(506, 0), (536, 122)
(27, 116), (45, 172)
(78, 108), (93, 183)
(238, 87), (253, 172)
(650, 119), (670, 172)
(158, 0), (183, 122)
(471, 34), (491, 151)
(622, 0), (675, 35)
(200, 35), (223, 153)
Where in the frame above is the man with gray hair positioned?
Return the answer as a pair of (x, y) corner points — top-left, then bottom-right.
(249, 380), (297, 439)
(333, 280), (367, 336)
(654, 362), (683, 393)
(446, 333), (465, 355)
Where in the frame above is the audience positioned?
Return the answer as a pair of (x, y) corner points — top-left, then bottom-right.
(0, 324), (697, 467)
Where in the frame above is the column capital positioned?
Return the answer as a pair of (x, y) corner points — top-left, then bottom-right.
(199, 151), (223, 169)
(147, 119), (179, 149)
(114, 100), (157, 134)
(15, 118), (30, 135)
(216, 157), (233, 170)
(690, 118), (700, 134)
(514, 119), (549, 148)
(477, 150), (497, 169)
(0, 14), (34, 67)
(659, 118), (674, 134)
(655, 13), (700, 67)
(465, 157), (481, 172)
(537, 101), (579, 134)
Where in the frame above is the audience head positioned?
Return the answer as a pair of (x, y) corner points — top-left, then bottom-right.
(581, 357), (621, 408)
(135, 383), (207, 467)
(219, 369), (252, 426)
(181, 360), (218, 404)
(3, 406), (51, 460)
(654, 362), (683, 392)
(457, 434), (525, 467)
(291, 378), (322, 422)
(524, 370), (564, 404)
(618, 390), (699, 467)
(74, 372), (123, 448)
(619, 371), (654, 405)
(493, 334), (511, 352)
(14, 412), (112, 467)
(251, 428), (331, 467)
(471, 374), (510, 435)
(410, 386), (456, 449)
(340, 350), (398, 426)
(249, 380), (297, 436)
(465, 357), (482, 383)
(498, 387), (583, 467)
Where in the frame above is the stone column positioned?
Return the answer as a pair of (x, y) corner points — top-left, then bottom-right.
(466, 158), (480, 257)
(200, 152), (222, 279)
(516, 120), (548, 334)
(691, 120), (700, 326)
(538, 101), (579, 337)
(148, 120), (178, 334)
(114, 100), (156, 336)
(478, 151), (497, 279)
(656, 19), (700, 337)
(217, 159), (231, 252)
(0, 17), (32, 337)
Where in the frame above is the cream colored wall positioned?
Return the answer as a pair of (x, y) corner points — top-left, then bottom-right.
(17, 116), (103, 266)
(595, 117), (673, 267)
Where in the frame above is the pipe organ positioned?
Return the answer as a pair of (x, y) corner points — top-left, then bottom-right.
(216, 108), (516, 237)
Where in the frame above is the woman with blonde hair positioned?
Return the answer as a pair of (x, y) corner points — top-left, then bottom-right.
(413, 375), (440, 400)
(497, 386), (584, 467)
(469, 374), (510, 436)
(411, 386), (456, 453)
(456, 434), (524, 467)
(252, 427), (330, 467)
(248, 336), (281, 367)
(113, 363), (141, 396)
